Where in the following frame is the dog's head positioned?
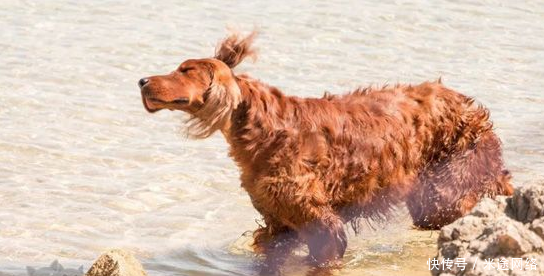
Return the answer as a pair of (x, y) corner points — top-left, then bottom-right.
(139, 31), (257, 138)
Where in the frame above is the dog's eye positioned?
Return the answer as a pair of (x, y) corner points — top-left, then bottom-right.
(179, 67), (193, 73)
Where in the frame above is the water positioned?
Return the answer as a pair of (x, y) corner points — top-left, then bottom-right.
(1, 0), (543, 275)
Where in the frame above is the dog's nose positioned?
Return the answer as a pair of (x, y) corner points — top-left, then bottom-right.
(138, 78), (150, 88)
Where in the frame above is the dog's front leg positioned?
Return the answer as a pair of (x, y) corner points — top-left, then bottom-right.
(253, 220), (299, 275)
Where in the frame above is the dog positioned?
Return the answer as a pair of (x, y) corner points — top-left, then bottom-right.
(138, 31), (513, 269)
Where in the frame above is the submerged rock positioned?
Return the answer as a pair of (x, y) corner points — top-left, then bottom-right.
(432, 183), (544, 276)
(85, 249), (147, 276)
(27, 260), (83, 276)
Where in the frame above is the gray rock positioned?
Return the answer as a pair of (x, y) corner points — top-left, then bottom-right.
(471, 196), (509, 219)
(510, 184), (544, 223)
(439, 215), (487, 244)
(27, 260), (83, 276)
(433, 184), (544, 276)
(530, 217), (544, 240)
(481, 217), (544, 257)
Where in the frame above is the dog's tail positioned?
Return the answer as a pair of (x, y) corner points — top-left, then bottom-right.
(214, 30), (258, 68)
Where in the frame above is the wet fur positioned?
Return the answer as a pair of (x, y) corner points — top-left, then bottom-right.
(216, 32), (513, 265)
(228, 73), (513, 263)
(143, 32), (514, 269)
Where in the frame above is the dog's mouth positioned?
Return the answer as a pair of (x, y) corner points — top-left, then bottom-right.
(142, 96), (190, 113)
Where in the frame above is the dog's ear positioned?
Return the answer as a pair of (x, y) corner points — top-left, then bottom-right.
(186, 62), (241, 139)
(206, 72), (241, 112)
(214, 30), (258, 68)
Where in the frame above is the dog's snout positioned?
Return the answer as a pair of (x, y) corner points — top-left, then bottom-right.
(138, 78), (150, 88)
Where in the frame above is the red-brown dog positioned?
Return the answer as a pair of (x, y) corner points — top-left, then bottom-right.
(139, 32), (513, 269)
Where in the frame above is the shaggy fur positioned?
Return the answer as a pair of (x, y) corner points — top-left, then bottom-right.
(139, 31), (513, 269)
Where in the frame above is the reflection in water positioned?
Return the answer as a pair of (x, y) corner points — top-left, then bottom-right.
(1, 0), (543, 275)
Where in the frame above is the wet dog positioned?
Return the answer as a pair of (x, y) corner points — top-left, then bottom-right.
(139, 31), (513, 270)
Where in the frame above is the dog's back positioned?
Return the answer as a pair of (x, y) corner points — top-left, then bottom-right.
(238, 80), (512, 227)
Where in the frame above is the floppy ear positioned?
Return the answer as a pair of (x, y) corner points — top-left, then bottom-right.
(215, 30), (258, 68)
(185, 65), (241, 139)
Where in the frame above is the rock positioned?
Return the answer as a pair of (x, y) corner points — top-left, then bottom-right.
(470, 196), (509, 218)
(27, 260), (84, 276)
(439, 214), (487, 243)
(530, 217), (544, 240)
(510, 185), (544, 223)
(512, 254), (544, 276)
(433, 184), (544, 276)
(85, 249), (147, 276)
(480, 217), (544, 257)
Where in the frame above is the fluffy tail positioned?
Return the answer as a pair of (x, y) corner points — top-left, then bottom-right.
(214, 30), (258, 68)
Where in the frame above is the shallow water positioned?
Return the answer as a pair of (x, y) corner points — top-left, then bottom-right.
(1, 0), (543, 275)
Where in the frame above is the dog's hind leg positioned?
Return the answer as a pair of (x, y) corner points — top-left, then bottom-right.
(406, 131), (513, 229)
(300, 212), (347, 267)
